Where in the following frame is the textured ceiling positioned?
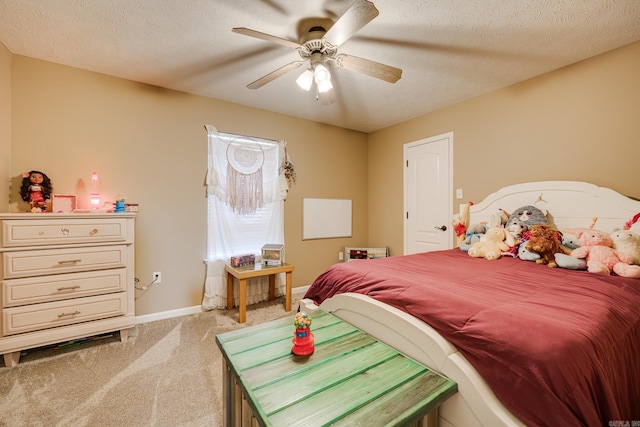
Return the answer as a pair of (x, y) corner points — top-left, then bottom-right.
(1, 0), (639, 133)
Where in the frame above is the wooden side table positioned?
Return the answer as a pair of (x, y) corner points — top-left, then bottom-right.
(216, 309), (458, 426)
(224, 263), (294, 323)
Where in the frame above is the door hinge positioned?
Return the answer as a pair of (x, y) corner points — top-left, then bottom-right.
(406, 212), (409, 219)
(406, 160), (408, 167)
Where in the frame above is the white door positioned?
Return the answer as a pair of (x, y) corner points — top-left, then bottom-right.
(404, 133), (453, 254)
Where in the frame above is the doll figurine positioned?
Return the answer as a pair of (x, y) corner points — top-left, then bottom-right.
(20, 170), (53, 212)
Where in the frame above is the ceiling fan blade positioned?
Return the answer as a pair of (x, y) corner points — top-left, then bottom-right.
(334, 54), (402, 83)
(323, 0), (379, 48)
(318, 87), (336, 105)
(232, 27), (301, 50)
(247, 61), (306, 89)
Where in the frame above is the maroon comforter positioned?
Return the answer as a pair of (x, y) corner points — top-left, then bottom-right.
(304, 249), (640, 426)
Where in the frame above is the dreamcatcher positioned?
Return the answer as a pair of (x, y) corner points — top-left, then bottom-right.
(226, 138), (265, 215)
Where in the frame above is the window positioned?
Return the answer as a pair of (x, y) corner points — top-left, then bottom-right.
(202, 126), (288, 309)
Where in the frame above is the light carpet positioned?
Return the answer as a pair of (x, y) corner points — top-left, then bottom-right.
(0, 294), (303, 427)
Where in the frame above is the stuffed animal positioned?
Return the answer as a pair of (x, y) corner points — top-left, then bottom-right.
(571, 229), (640, 278)
(553, 225), (590, 270)
(506, 218), (528, 241)
(562, 220), (598, 251)
(518, 242), (541, 261)
(459, 223), (488, 252)
(499, 217), (525, 257)
(525, 224), (568, 267)
(468, 227), (514, 261)
(554, 253), (587, 270)
(452, 202), (472, 247)
(610, 230), (640, 266)
(489, 209), (510, 228)
(561, 232), (581, 251)
(505, 205), (548, 230)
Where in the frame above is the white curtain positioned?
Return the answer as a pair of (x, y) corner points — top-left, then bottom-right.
(202, 125), (288, 310)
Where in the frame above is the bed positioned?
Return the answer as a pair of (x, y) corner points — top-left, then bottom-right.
(300, 181), (640, 427)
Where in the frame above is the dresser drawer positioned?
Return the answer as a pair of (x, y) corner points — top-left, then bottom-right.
(2, 246), (128, 279)
(2, 292), (127, 336)
(2, 217), (130, 248)
(2, 268), (127, 307)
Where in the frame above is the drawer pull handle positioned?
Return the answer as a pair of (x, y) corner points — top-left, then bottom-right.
(57, 285), (81, 291)
(90, 229), (99, 235)
(61, 228), (70, 236)
(58, 259), (82, 265)
(57, 311), (80, 318)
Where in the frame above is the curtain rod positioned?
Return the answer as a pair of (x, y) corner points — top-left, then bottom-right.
(203, 125), (283, 145)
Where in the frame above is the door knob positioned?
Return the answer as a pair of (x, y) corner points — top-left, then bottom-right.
(434, 225), (447, 231)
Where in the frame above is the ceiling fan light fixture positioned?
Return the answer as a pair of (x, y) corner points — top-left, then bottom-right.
(296, 69), (314, 91)
(313, 63), (331, 84)
(317, 79), (333, 94)
(234, 0), (402, 103)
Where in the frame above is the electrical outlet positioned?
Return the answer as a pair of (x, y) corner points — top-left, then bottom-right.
(338, 252), (344, 261)
(153, 272), (162, 284)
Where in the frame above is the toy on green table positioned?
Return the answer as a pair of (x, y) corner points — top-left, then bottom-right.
(292, 312), (314, 355)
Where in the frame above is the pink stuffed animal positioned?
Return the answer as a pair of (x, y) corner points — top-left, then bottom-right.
(571, 229), (640, 278)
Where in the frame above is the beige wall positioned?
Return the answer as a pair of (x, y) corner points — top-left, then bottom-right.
(0, 43), (10, 212)
(8, 56), (368, 316)
(5, 40), (639, 317)
(368, 41), (640, 255)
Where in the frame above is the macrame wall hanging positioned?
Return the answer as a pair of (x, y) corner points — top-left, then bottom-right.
(226, 138), (265, 215)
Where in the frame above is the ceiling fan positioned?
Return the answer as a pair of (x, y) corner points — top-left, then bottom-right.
(232, 0), (402, 105)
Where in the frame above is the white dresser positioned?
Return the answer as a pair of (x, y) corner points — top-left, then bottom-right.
(0, 213), (136, 366)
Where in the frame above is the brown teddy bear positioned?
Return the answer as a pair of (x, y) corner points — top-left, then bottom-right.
(526, 224), (568, 267)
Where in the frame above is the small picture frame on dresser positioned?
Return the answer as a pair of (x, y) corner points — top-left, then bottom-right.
(51, 194), (77, 213)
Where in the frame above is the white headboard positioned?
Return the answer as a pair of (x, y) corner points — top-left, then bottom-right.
(469, 181), (640, 233)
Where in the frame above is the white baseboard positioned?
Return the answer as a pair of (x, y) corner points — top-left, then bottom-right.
(293, 285), (310, 295)
(135, 305), (203, 324)
(135, 285), (310, 325)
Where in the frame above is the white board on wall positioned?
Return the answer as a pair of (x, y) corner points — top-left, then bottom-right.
(303, 198), (352, 240)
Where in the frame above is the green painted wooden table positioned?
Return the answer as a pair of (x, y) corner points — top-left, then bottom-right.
(216, 309), (457, 427)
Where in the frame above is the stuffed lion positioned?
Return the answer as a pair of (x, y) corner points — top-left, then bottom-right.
(526, 224), (568, 267)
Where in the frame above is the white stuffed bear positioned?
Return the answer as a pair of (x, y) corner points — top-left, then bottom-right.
(468, 227), (515, 261)
(610, 230), (640, 266)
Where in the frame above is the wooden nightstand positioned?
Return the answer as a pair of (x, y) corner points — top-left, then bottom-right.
(224, 262), (294, 323)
